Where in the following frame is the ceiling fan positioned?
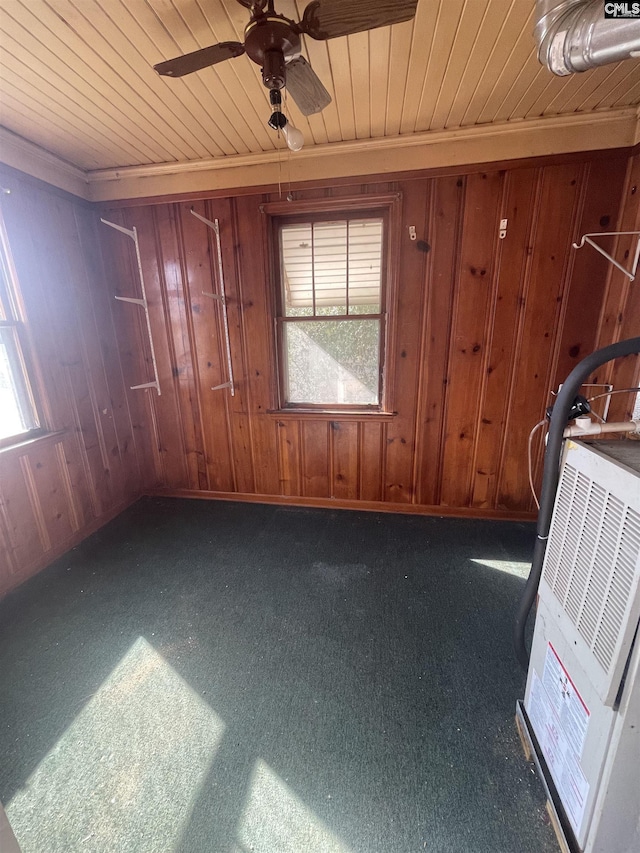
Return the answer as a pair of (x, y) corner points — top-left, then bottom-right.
(154, 0), (419, 118)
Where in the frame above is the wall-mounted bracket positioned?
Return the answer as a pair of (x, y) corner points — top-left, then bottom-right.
(129, 381), (159, 391)
(190, 208), (235, 396)
(572, 231), (640, 281)
(101, 218), (161, 396)
(115, 296), (145, 307)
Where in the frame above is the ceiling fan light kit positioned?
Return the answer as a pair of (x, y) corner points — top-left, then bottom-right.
(153, 0), (418, 143)
(281, 121), (304, 152)
(267, 89), (304, 151)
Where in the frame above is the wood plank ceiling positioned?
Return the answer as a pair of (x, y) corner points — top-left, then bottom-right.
(1, 0), (640, 175)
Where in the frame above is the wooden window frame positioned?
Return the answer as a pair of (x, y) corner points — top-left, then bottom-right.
(264, 194), (401, 415)
(0, 213), (46, 450)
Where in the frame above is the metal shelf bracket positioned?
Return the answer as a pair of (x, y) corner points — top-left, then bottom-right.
(572, 231), (640, 281)
(190, 208), (235, 396)
(101, 218), (161, 396)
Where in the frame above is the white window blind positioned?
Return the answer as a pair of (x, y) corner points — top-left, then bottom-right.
(280, 218), (383, 311)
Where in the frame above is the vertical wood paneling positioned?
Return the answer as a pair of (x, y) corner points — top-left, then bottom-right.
(608, 274), (640, 411)
(233, 195), (281, 496)
(554, 158), (629, 383)
(496, 162), (583, 510)
(219, 197), (257, 495)
(415, 175), (462, 506)
(25, 442), (75, 547)
(277, 420), (301, 496)
(301, 421), (330, 498)
(440, 170), (504, 506)
(3, 146), (634, 599)
(331, 421), (359, 500)
(0, 455), (44, 569)
(44, 195), (117, 509)
(155, 203), (207, 490)
(18, 455), (52, 553)
(471, 168), (538, 509)
(0, 514), (15, 579)
(80, 213), (147, 499)
(359, 421), (384, 502)
(64, 202), (134, 506)
(0, 168), (153, 596)
(383, 180), (430, 503)
(594, 151), (640, 419)
(53, 440), (81, 533)
(135, 205), (190, 490)
(99, 210), (163, 490)
(180, 200), (233, 492)
(93, 148), (634, 525)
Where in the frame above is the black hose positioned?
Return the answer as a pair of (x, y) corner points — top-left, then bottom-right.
(514, 336), (640, 671)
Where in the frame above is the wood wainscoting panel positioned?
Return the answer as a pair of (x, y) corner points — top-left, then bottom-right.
(0, 453), (44, 572)
(414, 174), (463, 507)
(470, 167), (539, 511)
(97, 149), (636, 520)
(593, 150), (640, 418)
(331, 421), (359, 501)
(301, 421), (330, 499)
(496, 162), (584, 512)
(439, 169), (505, 508)
(0, 167), (154, 596)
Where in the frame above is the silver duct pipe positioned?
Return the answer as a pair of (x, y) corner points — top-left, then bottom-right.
(535, 0), (640, 75)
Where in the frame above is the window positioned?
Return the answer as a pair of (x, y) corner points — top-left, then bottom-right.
(0, 216), (41, 446)
(273, 207), (392, 410)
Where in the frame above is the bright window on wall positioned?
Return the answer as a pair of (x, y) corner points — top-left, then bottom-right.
(273, 208), (391, 410)
(0, 215), (41, 446)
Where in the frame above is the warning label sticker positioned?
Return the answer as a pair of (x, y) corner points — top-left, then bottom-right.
(542, 642), (590, 757)
(527, 644), (591, 836)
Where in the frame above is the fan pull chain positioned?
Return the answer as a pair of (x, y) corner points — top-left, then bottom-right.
(277, 128), (283, 200)
(283, 88), (293, 202)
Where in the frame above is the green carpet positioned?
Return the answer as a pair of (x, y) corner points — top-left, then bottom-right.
(0, 498), (556, 853)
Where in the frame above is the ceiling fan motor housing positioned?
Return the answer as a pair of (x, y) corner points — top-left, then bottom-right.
(244, 15), (301, 89)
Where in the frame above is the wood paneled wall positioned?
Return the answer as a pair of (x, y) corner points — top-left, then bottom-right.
(2, 149), (637, 597)
(593, 150), (640, 409)
(101, 150), (638, 518)
(0, 168), (157, 596)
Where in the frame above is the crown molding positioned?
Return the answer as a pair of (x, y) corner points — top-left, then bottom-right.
(85, 108), (640, 202)
(0, 127), (88, 198)
(2, 108), (638, 203)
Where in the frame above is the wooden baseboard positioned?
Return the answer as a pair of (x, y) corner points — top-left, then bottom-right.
(148, 488), (537, 522)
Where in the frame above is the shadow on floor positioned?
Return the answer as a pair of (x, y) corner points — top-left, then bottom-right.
(0, 498), (555, 853)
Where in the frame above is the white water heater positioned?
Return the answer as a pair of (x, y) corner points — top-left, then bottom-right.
(522, 440), (640, 853)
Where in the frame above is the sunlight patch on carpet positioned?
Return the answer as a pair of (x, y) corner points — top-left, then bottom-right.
(7, 636), (225, 853)
(238, 759), (353, 853)
(470, 558), (531, 579)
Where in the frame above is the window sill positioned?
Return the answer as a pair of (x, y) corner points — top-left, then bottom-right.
(266, 409), (396, 421)
(0, 429), (67, 458)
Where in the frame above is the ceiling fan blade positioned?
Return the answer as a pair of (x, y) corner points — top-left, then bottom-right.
(154, 41), (245, 78)
(285, 56), (331, 116)
(300, 0), (418, 40)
